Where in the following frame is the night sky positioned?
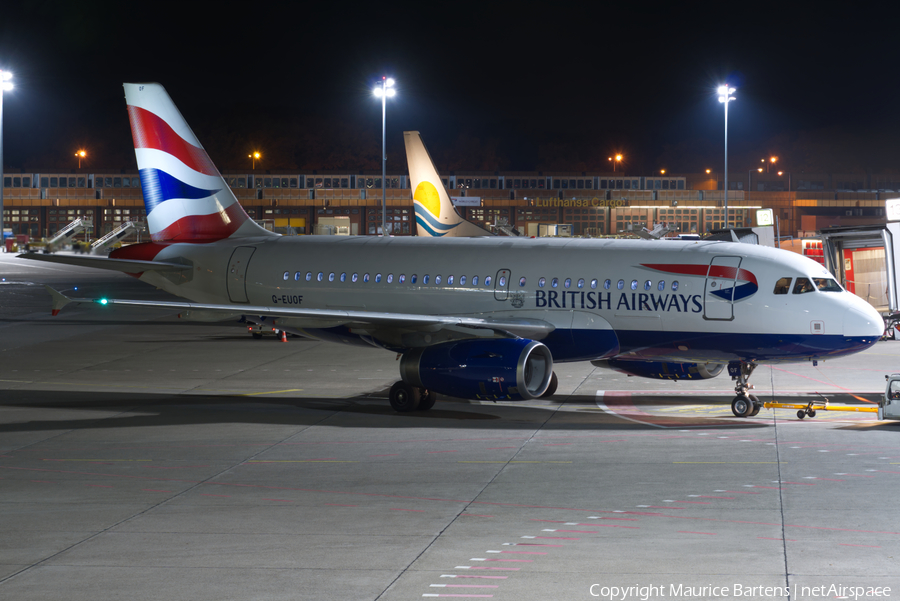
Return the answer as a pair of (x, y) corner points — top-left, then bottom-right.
(2, 2), (899, 174)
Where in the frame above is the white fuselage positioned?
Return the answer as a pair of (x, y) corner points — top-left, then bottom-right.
(137, 236), (883, 365)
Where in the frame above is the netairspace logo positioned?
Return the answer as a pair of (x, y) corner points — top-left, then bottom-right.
(588, 583), (892, 600)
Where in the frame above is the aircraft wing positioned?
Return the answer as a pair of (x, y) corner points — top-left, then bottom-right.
(44, 288), (554, 340)
(18, 252), (191, 273)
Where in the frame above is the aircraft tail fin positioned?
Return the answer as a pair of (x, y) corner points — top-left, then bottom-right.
(403, 131), (493, 237)
(123, 83), (276, 242)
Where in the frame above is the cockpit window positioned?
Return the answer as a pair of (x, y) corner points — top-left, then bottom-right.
(773, 277), (791, 295)
(813, 277), (842, 292)
(793, 278), (814, 294)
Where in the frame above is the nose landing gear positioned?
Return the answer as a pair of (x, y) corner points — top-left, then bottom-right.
(729, 362), (761, 417)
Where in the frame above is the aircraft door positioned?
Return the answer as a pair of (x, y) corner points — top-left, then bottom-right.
(494, 269), (511, 301)
(704, 256), (741, 320)
(227, 246), (256, 303)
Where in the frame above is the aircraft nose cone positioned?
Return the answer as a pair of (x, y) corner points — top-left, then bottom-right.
(842, 302), (884, 338)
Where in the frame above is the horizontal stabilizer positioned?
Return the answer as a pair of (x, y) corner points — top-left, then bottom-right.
(18, 252), (191, 274)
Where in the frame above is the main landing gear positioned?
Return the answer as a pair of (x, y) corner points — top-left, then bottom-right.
(389, 381), (435, 412)
(729, 362), (762, 418)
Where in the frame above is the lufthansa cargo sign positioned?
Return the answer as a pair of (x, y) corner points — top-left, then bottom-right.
(534, 197), (629, 208)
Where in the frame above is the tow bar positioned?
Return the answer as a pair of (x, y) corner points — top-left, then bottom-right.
(763, 400), (878, 419)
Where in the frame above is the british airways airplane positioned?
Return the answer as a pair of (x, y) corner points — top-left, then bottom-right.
(24, 83), (884, 418)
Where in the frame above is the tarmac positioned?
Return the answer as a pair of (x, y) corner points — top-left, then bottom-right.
(1, 251), (899, 601)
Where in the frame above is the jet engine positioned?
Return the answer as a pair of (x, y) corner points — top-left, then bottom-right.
(592, 359), (725, 381)
(400, 338), (553, 400)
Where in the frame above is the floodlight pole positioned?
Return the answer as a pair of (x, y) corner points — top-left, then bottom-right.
(718, 84), (735, 230)
(0, 70), (10, 247)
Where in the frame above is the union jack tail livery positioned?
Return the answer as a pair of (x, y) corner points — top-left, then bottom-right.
(403, 131), (492, 238)
(124, 83), (276, 242)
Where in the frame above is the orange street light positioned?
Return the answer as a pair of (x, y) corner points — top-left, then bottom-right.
(249, 151), (261, 169)
(608, 154), (623, 172)
(706, 169), (711, 174)
(660, 169), (666, 175)
(75, 149), (87, 169)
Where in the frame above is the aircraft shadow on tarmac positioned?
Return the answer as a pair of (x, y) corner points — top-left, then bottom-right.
(0, 390), (775, 433)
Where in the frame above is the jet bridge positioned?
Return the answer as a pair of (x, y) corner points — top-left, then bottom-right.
(818, 223), (897, 314)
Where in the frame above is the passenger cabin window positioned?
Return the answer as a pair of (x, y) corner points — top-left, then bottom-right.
(793, 278), (814, 294)
(813, 278), (842, 292)
(773, 277), (792, 295)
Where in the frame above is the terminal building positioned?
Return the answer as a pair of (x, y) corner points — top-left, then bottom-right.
(2, 168), (892, 243)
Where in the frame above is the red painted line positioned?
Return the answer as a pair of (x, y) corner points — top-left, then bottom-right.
(758, 537), (796, 541)
(670, 500), (712, 504)
(807, 478), (845, 482)
(721, 490), (763, 494)
(542, 443), (573, 446)
(422, 593), (494, 599)
(550, 529), (606, 533)
(141, 489), (173, 492)
(598, 517), (639, 521)
(462, 567), (519, 571)
(575, 523), (640, 529)
(496, 551), (547, 555)
(839, 544), (882, 548)
(485, 447), (517, 450)
(778, 482), (817, 486)
(643, 506), (685, 509)
(447, 575), (508, 579)
(697, 496), (735, 499)
(533, 536), (580, 540)
(441, 584), (500, 588)
(481, 559), (532, 562)
(677, 531), (717, 535)
(514, 544), (563, 547)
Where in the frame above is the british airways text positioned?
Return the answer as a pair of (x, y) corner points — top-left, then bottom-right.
(535, 290), (702, 312)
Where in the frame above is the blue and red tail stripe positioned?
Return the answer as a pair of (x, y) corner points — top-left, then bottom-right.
(139, 168), (221, 213)
(641, 263), (759, 301)
(127, 106), (219, 176)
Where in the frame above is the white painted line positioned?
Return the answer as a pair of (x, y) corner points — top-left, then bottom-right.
(520, 536), (535, 539)
(595, 391), (666, 428)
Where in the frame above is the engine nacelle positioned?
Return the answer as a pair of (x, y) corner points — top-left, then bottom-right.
(400, 338), (553, 401)
(592, 359), (725, 381)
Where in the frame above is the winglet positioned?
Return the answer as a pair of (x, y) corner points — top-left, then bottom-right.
(44, 286), (74, 316)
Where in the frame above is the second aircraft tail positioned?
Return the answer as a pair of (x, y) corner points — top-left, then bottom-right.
(404, 131), (493, 238)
